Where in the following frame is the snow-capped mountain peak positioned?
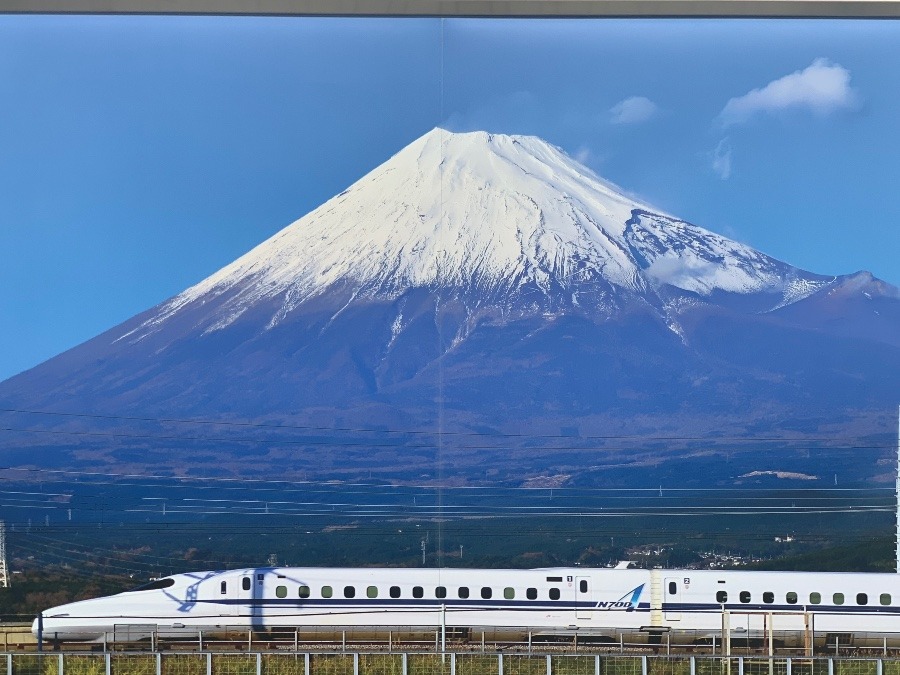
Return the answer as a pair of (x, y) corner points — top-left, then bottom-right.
(131, 128), (829, 338)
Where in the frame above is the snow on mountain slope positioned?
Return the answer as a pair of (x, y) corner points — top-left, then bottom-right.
(124, 128), (830, 342)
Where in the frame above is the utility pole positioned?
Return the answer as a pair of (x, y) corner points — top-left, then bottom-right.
(0, 520), (10, 588)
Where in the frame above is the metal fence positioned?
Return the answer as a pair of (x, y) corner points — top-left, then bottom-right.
(5, 654), (900, 675)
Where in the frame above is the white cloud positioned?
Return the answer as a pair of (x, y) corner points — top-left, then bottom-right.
(574, 146), (592, 165)
(718, 58), (857, 127)
(711, 138), (732, 180)
(645, 255), (720, 290)
(443, 91), (543, 134)
(609, 96), (658, 125)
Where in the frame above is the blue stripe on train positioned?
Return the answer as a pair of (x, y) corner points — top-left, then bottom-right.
(197, 598), (900, 615)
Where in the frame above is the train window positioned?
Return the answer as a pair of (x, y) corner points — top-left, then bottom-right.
(857, 593), (868, 605)
(321, 586), (333, 598)
(481, 587), (492, 599)
(299, 586), (310, 598)
(810, 592), (821, 604)
(833, 593), (844, 605)
(668, 582), (677, 595)
(579, 580), (588, 593)
(367, 586), (378, 599)
(220, 581), (227, 595)
(739, 591), (751, 603)
(881, 594), (892, 606)
(763, 592), (774, 604)
(242, 577), (251, 591)
(276, 586), (287, 599)
(716, 591), (727, 603)
(344, 586), (356, 599)
(413, 586), (424, 599)
(504, 587), (515, 600)
(786, 592), (798, 604)
(459, 587), (470, 599)
(436, 586), (447, 599)
(130, 577), (176, 592)
(390, 586), (401, 598)
(549, 588), (560, 601)
(527, 588), (537, 600)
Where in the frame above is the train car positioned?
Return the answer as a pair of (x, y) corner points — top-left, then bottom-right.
(32, 565), (900, 648)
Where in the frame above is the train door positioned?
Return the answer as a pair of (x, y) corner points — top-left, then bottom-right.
(576, 576), (592, 619)
(217, 577), (237, 616)
(664, 578), (681, 621)
(233, 573), (255, 617)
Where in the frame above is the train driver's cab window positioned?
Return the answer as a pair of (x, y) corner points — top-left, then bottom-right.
(220, 581), (227, 595)
(458, 587), (470, 599)
(367, 586), (378, 598)
(299, 586), (310, 598)
(549, 588), (561, 600)
(809, 592), (821, 604)
(276, 586), (287, 598)
(527, 588), (538, 600)
(881, 594), (892, 606)
(242, 577), (251, 591)
(321, 586), (333, 598)
(739, 591), (751, 603)
(481, 587), (492, 599)
(786, 592), (798, 604)
(833, 593), (844, 605)
(716, 591), (727, 603)
(131, 577), (176, 592)
(763, 592), (774, 604)
(390, 586), (401, 599)
(857, 593), (868, 605)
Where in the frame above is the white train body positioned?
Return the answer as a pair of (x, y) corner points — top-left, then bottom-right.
(33, 566), (900, 646)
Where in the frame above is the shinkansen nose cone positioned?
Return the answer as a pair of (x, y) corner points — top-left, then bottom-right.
(30, 604), (107, 642)
(31, 576), (184, 642)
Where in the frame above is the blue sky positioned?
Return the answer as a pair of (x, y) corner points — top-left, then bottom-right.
(1, 15), (898, 382)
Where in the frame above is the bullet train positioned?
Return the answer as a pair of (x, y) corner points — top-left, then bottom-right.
(32, 565), (900, 648)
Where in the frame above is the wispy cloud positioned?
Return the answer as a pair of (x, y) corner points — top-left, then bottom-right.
(718, 58), (857, 127)
(574, 146), (593, 165)
(609, 96), (658, 125)
(711, 138), (732, 180)
(443, 91), (543, 134)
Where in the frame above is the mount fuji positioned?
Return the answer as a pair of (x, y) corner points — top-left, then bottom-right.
(1, 129), (898, 486)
